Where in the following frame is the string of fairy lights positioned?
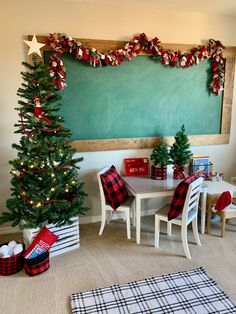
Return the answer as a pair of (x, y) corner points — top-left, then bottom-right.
(12, 160), (80, 207)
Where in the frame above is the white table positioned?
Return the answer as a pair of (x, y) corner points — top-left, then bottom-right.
(123, 176), (208, 244)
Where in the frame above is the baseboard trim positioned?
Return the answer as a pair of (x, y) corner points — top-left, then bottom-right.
(0, 209), (156, 233)
(79, 215), (102, 224)
(0, 226), (20, 235)
(79, 208), (156, 224)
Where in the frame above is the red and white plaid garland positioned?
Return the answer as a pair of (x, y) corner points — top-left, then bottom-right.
(47, 33), (225, 96)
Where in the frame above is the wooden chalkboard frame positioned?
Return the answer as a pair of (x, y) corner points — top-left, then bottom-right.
(28, 35), (236, 152)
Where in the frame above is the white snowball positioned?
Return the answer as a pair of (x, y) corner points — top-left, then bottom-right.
(13, 244), (23, 255)
(8, 247), (14, 256)
(8, 240), (17, 249)
(0, 245), (9, 256)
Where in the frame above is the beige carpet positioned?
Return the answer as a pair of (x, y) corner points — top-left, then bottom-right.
(1, 216), (236, 314)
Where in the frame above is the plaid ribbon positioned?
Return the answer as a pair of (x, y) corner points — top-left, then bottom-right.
(173, 165), (186, 179)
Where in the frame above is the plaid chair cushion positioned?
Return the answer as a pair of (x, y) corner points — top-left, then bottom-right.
(168, 172), (202, 221)
(0, 245), (24, 276)
(100, 165), (128, 210)
(24, 251), (50, 276)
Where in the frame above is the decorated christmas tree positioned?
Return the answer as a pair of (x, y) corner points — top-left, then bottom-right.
(169, 125), (192, 179)
(0, 49), (87, 229)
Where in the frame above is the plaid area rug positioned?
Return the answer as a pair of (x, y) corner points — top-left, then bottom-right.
(71, 267), (236, 313)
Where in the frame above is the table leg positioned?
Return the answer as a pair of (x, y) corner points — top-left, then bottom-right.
(200, 188), (207, 234)
(221, 214), (226, 237)
(136, 196), (141, 244)
(207, 197), (212, 234)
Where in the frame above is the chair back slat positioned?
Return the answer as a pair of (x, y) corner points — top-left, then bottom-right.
(188, 190), (201, 211)
(188, 199), (198, 212)
(97, 166), (110, 209)
(182, 177), (203, 223)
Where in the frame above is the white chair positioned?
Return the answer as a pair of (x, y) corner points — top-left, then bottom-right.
(154, 177), (203, 259)
(231, 176), (236, 209)
(97, 166), (134, 239)
(208, 190), (236, 237)
(231, 177), (236, 185)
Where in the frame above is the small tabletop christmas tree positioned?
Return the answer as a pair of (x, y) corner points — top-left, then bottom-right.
(0, 38), (87, 229)
(150, 137), (171, 167)
(169, 125), (192, 179)
(150, 138), (171, 180)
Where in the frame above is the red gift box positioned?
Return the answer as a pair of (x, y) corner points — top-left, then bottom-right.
(124, 158), (149, 176)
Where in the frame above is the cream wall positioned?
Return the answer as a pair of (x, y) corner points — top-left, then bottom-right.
(0, 0), (236, 225)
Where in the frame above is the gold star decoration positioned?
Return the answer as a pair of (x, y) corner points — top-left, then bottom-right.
(24, 34), (45, 57)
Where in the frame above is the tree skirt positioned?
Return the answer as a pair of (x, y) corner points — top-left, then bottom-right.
(71, 267), (236, 313)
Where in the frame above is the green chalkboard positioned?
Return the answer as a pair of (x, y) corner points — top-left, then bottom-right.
(45, 53), (223, 140)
